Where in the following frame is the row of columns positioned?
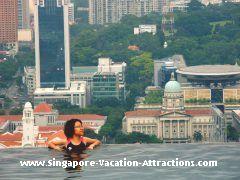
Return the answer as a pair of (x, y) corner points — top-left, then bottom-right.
(160, 120), (191, 139)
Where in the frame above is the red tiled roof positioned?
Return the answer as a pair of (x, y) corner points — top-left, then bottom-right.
(0, 132), (22, 141)
(0, 141), (22, 147)
(0, 114), (106, 123)
(38, 126), (63, 132)
(34, 103), (53, 113)
(125, 110), (162, 117)
(0, 118), (8, 126)
(0, 115), (22, 122)
(0, 117), (5, 121)
(185, 109), (212, 116)
(38, 132), (55, 139)
(57, 114), (106, 121)
(47, 130), (66, 142)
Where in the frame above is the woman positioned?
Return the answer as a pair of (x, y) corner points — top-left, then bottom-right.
(48, 119), (101, 154)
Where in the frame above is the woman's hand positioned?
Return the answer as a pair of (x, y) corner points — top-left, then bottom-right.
(48, 139), (66, 151)
(55, 146), (63, 151)
(84, 137), (101, 150)
(86, 144), (95, 150)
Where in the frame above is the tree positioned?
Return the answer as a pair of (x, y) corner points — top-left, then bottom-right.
(9, 108), (23, 115)
(144, 90), (163, 104)
(84, 128), (101, 140)
(188, 0), (205, 12)
(115, 132), (162, 144)
(227, 124), (239, 142)
(93, 97), (122, 107)
(193, 131), (203, 142)
(0, 109), (5, 115)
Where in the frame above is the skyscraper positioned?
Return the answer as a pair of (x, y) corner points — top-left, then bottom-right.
(18, 0), (30, 29)
(0, 0), (18, 54)
(88, 0), (162, 25)
(35, 0), (70, 88)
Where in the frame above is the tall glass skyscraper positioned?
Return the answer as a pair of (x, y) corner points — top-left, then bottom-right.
(35, 0), (70, 88)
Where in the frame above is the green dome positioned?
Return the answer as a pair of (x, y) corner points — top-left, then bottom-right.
(165, 80), (181, 93)
(164, 73), (181, 93)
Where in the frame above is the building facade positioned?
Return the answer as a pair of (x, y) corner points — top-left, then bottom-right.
(89, 0), (162, 24)
(35, 0), (70, 88)
(134, 24), (157, 35)
(154, 55), (186, 87)
(18, 0), (30, 29)
(176, 64), (240, 104)
(0, 0), (18, 55)
(34, 81), (87, 108)
(23, 66), (36, 96)
(68, 3), (75, 25)
(92, 57), (127, 102)
(92, 72), (120, 101)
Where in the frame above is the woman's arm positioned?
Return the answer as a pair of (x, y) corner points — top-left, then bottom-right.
(84, 137), (101, 150)
(48, 139), (67, 151)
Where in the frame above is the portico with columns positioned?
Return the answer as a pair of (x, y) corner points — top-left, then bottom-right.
(157, 112), (192, 143)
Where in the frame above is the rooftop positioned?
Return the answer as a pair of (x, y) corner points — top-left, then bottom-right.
(0, 114), (107, 124)
(57, 114), (107, 121)
(125, 110), (162, 117)
(0, 132), (22, 141)
(125, 109), (212, 117)
(0, 115), (22, 122)
(34, 81), (86, 95)
(72, 66), (97, 74)
(185, 109), (212, 116)
(34, 103), (53, 113)
(177, 65), (240, 76)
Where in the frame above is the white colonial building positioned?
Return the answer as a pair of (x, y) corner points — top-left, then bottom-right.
(123, 73), (226, 143)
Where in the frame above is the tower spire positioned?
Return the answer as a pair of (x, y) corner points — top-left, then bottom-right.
(170, 72), (175, 81)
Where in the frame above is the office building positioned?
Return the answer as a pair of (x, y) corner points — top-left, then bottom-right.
(0, 0), (18, 55)
(18, 0), (30, 29)
(154, 55), (186, 87)
(89, 0), (161, 24)
(92, 58), (127, 101)
(35, 0), (71, 88)
(34, 81), (87, 108)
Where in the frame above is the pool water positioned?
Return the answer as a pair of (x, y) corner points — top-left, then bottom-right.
(0, 143), (239, 180)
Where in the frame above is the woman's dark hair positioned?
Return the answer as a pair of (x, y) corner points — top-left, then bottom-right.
(64, 119), (83, 138)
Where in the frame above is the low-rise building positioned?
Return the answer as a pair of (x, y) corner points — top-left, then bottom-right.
(199, 0), (222, 6)
(92, 72), (123, 101)
(23, 66), (35, 96)
(92, 58), (127, 102)
(34, 81), (87, 108)
(134, 25), (157, 35)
